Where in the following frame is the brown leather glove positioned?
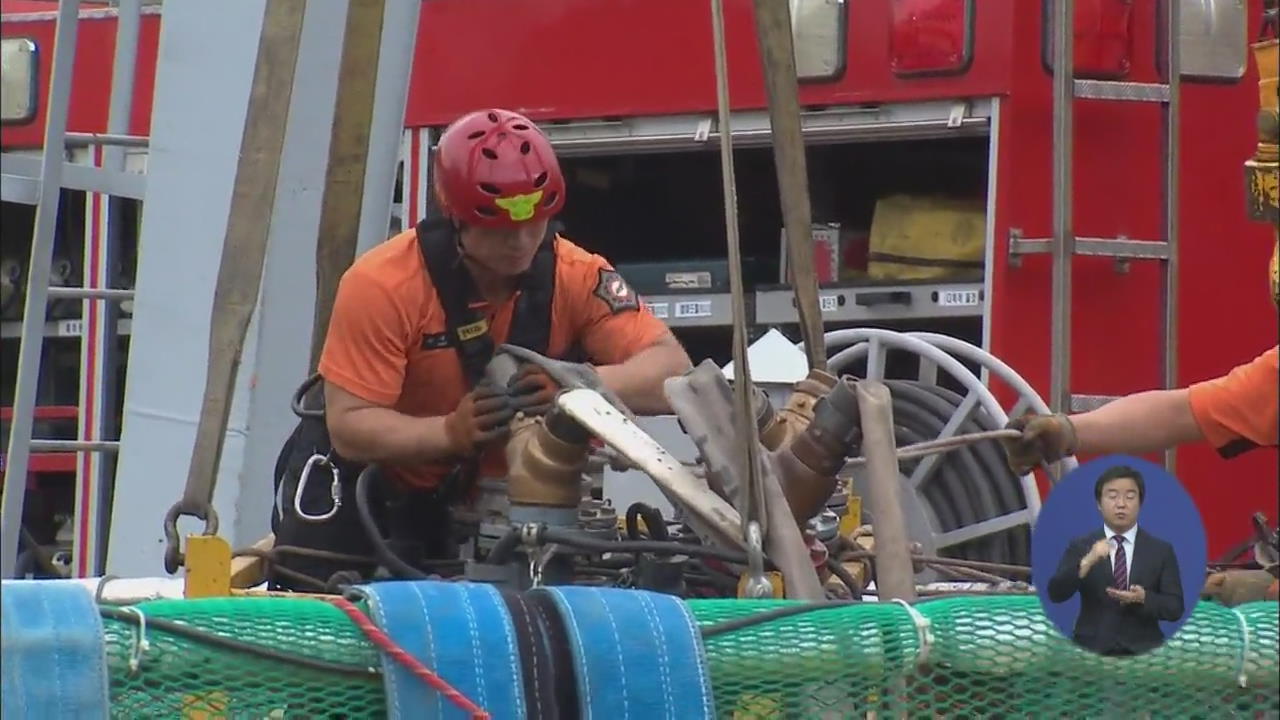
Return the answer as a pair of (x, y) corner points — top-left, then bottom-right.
(999, 412), (1078, 475)
(443, 380), (515, 456)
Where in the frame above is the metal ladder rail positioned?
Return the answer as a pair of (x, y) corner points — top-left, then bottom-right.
(1013, 0), (1181, 472)
(0, 0), (147, 579)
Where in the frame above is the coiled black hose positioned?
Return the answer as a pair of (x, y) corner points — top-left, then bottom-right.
(879, 379), (1029, 566)
(886, 381), (1007, 565)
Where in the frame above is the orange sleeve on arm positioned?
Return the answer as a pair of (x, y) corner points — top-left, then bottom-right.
(567, 256), (672, 365)
(1187, 346), (1280, 456)
(317, 267), (413, 407)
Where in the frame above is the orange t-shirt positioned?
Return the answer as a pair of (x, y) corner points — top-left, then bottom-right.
(317, 230), (672, 489)
(1187, 346), (1279, 458)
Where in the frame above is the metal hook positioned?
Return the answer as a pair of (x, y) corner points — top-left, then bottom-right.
(293, 454), (342, 523)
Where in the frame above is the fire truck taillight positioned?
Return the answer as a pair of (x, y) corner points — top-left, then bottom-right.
(1, 38), (38, 125)
(889, 0), (975, 77)
(1041, 0), (1134, 80)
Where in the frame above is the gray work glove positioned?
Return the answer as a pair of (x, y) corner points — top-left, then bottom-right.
(497, 344), (632, 419)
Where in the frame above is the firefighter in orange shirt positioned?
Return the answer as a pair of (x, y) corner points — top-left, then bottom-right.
(319, 108), (691, 489)
(271, 109), (691, 588)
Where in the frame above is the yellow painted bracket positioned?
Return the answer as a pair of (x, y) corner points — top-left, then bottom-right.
(184, 535), (232, 599)
(838, 494), (863, 537)
(737, 571), (785, 598)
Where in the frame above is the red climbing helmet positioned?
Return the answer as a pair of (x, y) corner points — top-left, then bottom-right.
(432, 109), (566, 228)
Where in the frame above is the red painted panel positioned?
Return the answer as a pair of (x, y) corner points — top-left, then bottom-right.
(990, 0), (1278, 557)
(405, 0), (1015, 127)
(0, 11), (160, 148)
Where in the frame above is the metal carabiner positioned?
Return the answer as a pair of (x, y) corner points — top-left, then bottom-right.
(293, 453), (342, 523)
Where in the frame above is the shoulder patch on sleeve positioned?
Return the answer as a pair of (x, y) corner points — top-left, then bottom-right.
(593, 268), (640, 314)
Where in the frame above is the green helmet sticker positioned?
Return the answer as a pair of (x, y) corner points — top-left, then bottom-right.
(494, 190), (544, 222)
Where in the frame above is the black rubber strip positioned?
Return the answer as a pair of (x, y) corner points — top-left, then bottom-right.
(525, 590), (581, 719)
(501, 589), (559, 720)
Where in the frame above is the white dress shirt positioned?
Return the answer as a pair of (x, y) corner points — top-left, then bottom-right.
(1104, 524), (1138, 580)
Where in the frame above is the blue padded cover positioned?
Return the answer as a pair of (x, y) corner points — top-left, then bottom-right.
(534, 586), (716, 719)
(358, 580), (525, 719)
(2, 579), (110, 719)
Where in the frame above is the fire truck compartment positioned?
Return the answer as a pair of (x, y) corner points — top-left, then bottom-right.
(550, 113), (992, 364)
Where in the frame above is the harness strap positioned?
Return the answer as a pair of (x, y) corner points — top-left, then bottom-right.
(415, 217), (557, 387)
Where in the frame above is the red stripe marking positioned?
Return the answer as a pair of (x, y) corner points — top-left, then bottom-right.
(0, 405), (79, 421)
(409, 129), (422, 225)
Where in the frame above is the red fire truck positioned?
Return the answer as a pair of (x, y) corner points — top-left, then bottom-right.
(3, 0), (1275, 567)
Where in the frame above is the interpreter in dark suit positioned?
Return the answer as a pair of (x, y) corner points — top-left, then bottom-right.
(1047, 465), (1185, 656)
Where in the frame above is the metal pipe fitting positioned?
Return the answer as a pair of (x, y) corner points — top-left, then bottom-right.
(773, 376), (860, 525)
(505, 409), (591, 525)
(761, 368), (838, 451)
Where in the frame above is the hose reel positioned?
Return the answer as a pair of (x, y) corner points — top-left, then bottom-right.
(807, 329), (1076, 575)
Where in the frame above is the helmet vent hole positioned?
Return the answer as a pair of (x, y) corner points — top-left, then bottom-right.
(543, 190), (559, 207)
(466, 130), (485, 140)
(481, 148), (499, 160)
(512, 123), (531, 131)
(478, 182), (502, 196)
(475, 205), (497, 218)
(533, 172), (548, 188)
(520, 141), (532, 155)
(487, 111), (500, 123)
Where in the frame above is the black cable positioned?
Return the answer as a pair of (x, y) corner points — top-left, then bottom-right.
(625, 502), (669, 542)
(538, 526), (760, 567)
(99, 606), (379, 677)
(700, 602), (855, 639)
(825, 557), (863, 601)
(486, 528), (522, 566)
(355, 466), (429, 580)
(698, 591), (1017, 639)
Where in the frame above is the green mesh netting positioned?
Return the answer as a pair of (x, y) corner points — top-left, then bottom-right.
(103, 597), (386, 718)
(690, 596), (1280, 719)
(101, 594), (1278, 719)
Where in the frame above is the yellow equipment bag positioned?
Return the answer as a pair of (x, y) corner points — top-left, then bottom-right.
(867, 194), (986, 282)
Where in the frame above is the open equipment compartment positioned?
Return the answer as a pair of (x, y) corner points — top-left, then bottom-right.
(541, 99), (995, 369)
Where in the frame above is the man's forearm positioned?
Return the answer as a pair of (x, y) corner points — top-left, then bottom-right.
(1071, 388), (1204, 456)
(595, 336), (692, 415)
(328, 406), (457, 465)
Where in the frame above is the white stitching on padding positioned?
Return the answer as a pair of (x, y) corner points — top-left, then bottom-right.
(407, 583), (442, 719)
(458, 584), (489, 709)
(367, 592), (403, 719)
(637, 593), (674, 720)
(671, 593), (714, 718)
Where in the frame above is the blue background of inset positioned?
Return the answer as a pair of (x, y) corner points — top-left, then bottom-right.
(1030, 454), (1207, 643)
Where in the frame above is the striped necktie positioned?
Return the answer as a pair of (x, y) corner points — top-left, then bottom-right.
(1112, 536), (1129, 590)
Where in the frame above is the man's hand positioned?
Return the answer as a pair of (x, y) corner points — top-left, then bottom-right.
(1107, 584), (1146, 605)
(1079, 538), (1112, 577)
(1000, 413), (1079, 475)
(443, 380), (515, 456)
